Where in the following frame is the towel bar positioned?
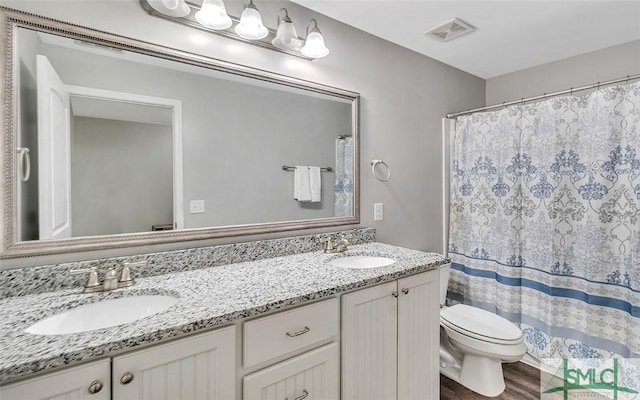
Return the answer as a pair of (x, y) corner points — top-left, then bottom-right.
(282, 165), (333, 172)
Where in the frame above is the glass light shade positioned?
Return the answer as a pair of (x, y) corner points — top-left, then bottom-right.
(149, 0), (190, 17)
(195, 0), (232, 30)
(161, 0), (179, 9)
(272, 20), (302, 50)
(301, 31), (329, 58)
(234, 4), (268, 40)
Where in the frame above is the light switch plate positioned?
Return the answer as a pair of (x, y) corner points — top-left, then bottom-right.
(190, 200), (205, 214)
(374, 203), (384, 221)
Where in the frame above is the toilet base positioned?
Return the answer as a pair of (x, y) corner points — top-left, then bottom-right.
(441, 353), (506, 397)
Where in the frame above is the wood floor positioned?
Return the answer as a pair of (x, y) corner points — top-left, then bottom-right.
(440, 362), (540, 399)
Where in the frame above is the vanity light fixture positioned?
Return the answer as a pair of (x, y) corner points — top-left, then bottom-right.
(140, 0), (330, 60)
(272, 8), (303, 51)
(148, 0), (190, 17)
(301, 19), (329, 59)
(195, 0), (232, 30)
(234, 0), (269, 40)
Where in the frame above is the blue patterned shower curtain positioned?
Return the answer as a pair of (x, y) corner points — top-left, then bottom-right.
(448, 81), (640, 361)
(335, 137), (354, 217)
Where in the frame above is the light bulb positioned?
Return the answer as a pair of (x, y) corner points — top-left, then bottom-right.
(234, 1), (268, 40)
(272, 8), (302, 50)
(301, 20), (329, 58)
(195, 0), (232, 30)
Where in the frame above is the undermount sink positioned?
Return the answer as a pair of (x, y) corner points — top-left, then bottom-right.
(25, 295), (178, 335)
(329, 255), (395, 269)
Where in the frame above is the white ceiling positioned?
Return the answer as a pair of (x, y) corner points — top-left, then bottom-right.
(291, 0), (640, 79)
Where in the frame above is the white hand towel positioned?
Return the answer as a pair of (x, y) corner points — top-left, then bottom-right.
(294, 166), (312, 202)
(309, 166), (321, 202)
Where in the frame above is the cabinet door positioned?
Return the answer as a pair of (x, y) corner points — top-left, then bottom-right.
(341, 281), (398, 400)
(397, 270), (440, 400)
(243, 342), (338, 400)
(112, 326), (235, 400)
(0, 358), (110, 400)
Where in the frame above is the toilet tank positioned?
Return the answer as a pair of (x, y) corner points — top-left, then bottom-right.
(439, 263), (451, 306)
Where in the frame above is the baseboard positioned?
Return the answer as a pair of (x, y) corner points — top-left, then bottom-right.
(520, 353), (540, 370)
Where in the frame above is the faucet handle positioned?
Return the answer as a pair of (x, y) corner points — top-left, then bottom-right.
(320, 237), (335, 252)
(119, 261), (146, 287)
(70, 267), (101, 291)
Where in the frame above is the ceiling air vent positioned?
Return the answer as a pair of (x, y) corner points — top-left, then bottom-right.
(425, 18), (475, 42)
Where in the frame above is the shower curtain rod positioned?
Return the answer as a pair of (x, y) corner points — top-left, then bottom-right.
(446, 73), (640, 119)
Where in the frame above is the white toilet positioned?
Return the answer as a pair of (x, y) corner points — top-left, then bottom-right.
(439, 263), (527, 397)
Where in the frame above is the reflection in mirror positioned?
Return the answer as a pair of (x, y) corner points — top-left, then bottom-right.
(21, 50), (181, 241)
(69, 98), (175, 238)
(13, 27), (357, 245)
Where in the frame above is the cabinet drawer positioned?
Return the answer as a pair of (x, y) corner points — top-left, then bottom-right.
(243, 298), (338, 368)
(243, 342), (339, 400)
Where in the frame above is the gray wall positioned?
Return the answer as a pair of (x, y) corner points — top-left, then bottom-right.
(486, 40), (640, 104)
(71, 117), (173, 236)
(0, 0), (485, 268)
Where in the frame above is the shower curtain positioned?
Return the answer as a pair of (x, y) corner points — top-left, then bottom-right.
(335, 137), (354, 217)
(448, 81), (640, 362)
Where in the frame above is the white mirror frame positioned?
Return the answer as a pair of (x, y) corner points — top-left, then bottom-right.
(0, 7), (360, 258)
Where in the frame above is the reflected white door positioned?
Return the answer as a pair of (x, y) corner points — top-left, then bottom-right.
(37, 55), (72, 239)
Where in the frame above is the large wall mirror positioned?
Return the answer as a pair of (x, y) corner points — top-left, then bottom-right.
(0, 7), (360, 258)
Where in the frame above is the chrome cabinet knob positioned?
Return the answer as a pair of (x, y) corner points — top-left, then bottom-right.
(401, 288), (409, 295)
(120, 372), (134, 385)
(88, 380), (103, 394)
(391, 291), (398, 298)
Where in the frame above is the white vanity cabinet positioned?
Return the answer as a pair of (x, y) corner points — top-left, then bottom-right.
(341, 270), (440, 400)
(0, 267), (442, 400)
(242, 298), (340, 400)
(0, 358), (110, 400)
(1, 325), (235, 400)
(112, 325), (235, 400)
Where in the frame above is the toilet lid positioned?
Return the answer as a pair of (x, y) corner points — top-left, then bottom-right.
(440, 304), (522, 343)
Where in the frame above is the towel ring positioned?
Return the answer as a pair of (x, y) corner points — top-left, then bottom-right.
(370, 159), (391, 182)
(16, 147), (30, 182)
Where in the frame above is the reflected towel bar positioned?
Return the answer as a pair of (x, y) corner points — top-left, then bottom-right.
(282, 165), (333, 172)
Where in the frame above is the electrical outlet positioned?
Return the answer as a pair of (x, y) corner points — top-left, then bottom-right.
(374, 203), (384, 221)
(190, 200), (205, 214)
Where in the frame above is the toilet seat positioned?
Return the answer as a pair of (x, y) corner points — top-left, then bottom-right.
(440, 304), (523, 345)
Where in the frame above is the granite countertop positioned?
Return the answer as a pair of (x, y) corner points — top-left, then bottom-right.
(0, 242), (448, 383)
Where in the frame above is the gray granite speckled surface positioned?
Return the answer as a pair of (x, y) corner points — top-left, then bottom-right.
(0, 228), (375, 299)
(0, 242), (448, 384)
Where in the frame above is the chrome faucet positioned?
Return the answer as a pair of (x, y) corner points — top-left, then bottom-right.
(321, 235), (352, 253)
(70, 261), (145, 293)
